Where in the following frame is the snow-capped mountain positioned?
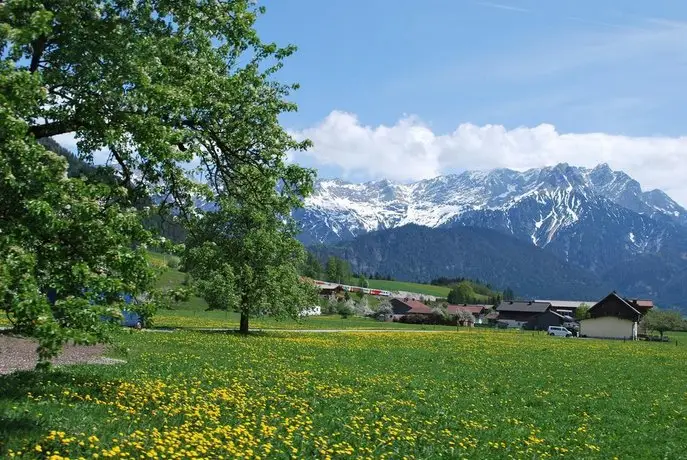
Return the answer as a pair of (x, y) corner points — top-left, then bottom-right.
(300, 163), (687, 308)
(298, 163), (687, 278)
(297, 163), (686, 246)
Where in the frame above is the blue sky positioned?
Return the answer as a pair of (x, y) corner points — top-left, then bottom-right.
(259, 0), (687, 135)
(249, 0), (687, 203)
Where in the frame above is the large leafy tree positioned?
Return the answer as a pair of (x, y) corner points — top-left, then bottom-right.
(1, 67), (155, 364)
(2, 1), (314, 354)
(2, 0), (310, 211)
(184, 193), (318, 334)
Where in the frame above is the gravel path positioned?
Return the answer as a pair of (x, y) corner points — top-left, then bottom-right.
(0, 333), (113, 375)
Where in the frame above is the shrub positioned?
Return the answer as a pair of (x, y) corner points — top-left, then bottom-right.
(166, 257), (181, 270)
(337, 300), (354, 319)
(375, 300), (394, 321)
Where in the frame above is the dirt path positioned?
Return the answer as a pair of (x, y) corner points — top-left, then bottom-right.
(0, 334), (114, 375)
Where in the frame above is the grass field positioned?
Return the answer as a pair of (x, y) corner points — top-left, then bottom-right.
(153, 310), (454, 330)
(363, 279), (452, 298)
(2, 330), (687, 459)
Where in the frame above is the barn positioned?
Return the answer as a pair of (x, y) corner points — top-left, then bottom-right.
(580, 292), (653, 340)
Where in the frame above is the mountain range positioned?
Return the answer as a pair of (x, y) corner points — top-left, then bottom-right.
(298, 164), (687, 309)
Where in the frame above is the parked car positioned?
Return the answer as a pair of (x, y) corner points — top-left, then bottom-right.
(547, 326), (572, 337)
(121, 310), (144, 329)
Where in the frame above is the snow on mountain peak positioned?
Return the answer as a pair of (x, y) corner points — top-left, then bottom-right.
(299, 163), (687, 246)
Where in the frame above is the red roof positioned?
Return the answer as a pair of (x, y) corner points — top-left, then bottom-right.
(628, 299), (654, 311)
(394, 298), (432, 314)
(447, 304), (488, 315)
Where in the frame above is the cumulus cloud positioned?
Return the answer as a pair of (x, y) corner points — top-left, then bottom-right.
(291, 111), (687, 204)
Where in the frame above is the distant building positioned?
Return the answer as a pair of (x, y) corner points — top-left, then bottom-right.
(447, 304), (490, 324)
(580, 292), (653, 340)
(390, 298), (432, 319)
(495, 300), (551, 325)
(525, 310), (576, 332)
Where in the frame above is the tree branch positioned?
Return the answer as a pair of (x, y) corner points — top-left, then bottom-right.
(29, 120), (79, 138)
(29, 35), (47, 73)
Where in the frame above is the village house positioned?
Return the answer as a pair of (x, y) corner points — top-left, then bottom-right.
(317, 283), (345, 299)
(580, 292), (653, 340)
(495, 300), (552, 326)
(389, 298), (432, 320)
(447, 304), (490, 324)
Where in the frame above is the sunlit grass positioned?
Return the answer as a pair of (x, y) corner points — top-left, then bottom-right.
(2, 330), (687, 458)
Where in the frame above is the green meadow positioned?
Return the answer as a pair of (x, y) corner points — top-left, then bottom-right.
(2, 330), (687, 459)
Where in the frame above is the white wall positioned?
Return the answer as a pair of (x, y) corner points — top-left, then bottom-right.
(580, 316), (634, 339)
(300, 306), (321, 316)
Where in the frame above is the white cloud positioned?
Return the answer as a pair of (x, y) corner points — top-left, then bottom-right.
(291, 111), (687, 204)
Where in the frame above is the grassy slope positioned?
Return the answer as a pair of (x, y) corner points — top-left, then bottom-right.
(2, 330), (687, 458)
(364, 279), (451, 297)
(362, 279), (494, 302)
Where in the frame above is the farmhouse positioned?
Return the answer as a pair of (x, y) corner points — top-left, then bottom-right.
(495, 300), (551, 325)
(317, 283), (345, 299)
(389, 298), (432, 319)
(580, 292), (653, 340)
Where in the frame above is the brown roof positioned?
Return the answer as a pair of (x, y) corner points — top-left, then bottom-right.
(447, 304), (488, 315)
(404, 299), (432, 314)
(496, 300), (551, 313)
(628, 299), (654, 311)
(391, 298), (433, 314)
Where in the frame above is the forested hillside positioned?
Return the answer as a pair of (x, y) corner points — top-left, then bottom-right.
(310, 224), (609, 300)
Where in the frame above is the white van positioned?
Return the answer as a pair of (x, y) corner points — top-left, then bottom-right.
(547, 326), (572, 337)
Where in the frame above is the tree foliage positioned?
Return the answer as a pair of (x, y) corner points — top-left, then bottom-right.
(325, 256), (350, 284)
(2, 0), (310, 208)
(184, 194), (317, 333)
(301, 252), (323, 280)
(641, 309), (684, 339)
(575, 303), (591, 320)
(447, 282), (475, 304)
(0, 71), (155, 364)
(2, 0), (315, 356)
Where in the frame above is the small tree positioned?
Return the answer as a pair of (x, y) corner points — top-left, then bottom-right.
(453, 310), (475, 326)
(431, 305), (449, 324)
(575, 303), (591, 320)
(359, 275), (369, 288)
(337, 258), (351, 284)
(641, 309), (684, 340)
(326, 257), (339, 283)
(302, 253), (322, 280)
(185, 196), (317, 334)
(503, 287), (515, 301)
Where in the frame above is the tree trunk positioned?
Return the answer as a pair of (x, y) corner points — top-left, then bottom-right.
(239, 312), (249, 334)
